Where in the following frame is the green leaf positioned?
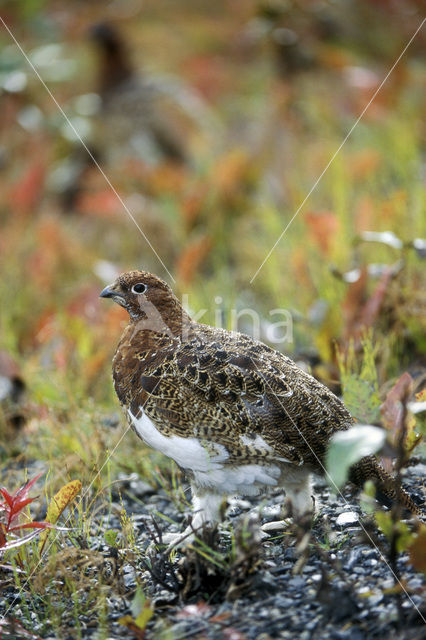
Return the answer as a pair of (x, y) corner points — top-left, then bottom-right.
(326, 425), (386, 489)
(376, 511), (414, 552)
(337, 335), (382, 423)
(104, 529), (119, 547)
(375, 510), (393, 538)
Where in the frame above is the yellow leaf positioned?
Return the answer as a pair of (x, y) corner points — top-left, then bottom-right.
(415, 389), (426, 402)
(38, 480), (82, 554)
(118, 605), (154, 638)
(135, 604), (154, 629)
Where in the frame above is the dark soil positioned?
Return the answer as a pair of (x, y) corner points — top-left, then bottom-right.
(1, 464), (425, 640)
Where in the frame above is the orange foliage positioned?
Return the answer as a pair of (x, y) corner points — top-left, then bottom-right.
(176, 234), (212, 286)
(147, 164), (187, 197)
(350, 149), (381, 181)
(25, 218), (78, 291)
(181, 183), (209, 229)
(409, 526), (426, 572)
(211, 150), (252, 199)
(9, 160), (46, 215)
(354, 195), (376, 233)
(290, 246), (313, 289)
(77, 189), (122, 219)
(304, 211), (340, 256)
(379, 190), (407, 226)
(85, 349), (111, 384)
(380, 372), (413, 435)
(28, 308), (58, 349)
(342, 267), (395, 345)
(184, 55), (230, 101)
(318, 47), (352, 70)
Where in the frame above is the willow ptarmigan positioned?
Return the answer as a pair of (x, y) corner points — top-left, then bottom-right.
(101, 270), (421, 538)
(89, 22), (189, 166)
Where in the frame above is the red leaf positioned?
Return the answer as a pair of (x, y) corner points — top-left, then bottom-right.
(9, 498), (36, 527)
(9, 160), (46, 215)
(305, 211), (340, 256)
(342, 268), (368, 341)
(184, 54), (229, 100)
(0, 616), (43, 639)
(358, 267), (394, 332)
(343, 266), (394, 344)
(176, 234), (212, 285)
(1, 473), (44, 533)
(11, 497), (35, 514)
(381, 372), (413, 437)
(0, 488), (14, 508)
(14, 472), (44, 502)
(77, 189), (121, 218)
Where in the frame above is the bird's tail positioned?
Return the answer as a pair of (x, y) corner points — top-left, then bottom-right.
(348, 455), (423, 516)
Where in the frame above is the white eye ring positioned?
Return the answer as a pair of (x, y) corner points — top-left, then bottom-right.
(131, 283), (147, 294)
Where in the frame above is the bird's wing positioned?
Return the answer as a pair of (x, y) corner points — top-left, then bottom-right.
(130, 327), (352, 467)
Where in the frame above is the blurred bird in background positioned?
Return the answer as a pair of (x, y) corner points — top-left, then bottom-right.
(55, 21), (214, 211)
(90, 21), (189, 166)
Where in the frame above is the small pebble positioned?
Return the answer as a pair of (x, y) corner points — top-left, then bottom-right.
(261, 504), (282, 520)
(288, 576), (305, 589)
(336, 511), (359, 527)
(261, 520), (289, 532)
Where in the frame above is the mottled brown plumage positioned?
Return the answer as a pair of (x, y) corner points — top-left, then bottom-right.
(100, 270), (421, 533)
(90, 22), (188, 165)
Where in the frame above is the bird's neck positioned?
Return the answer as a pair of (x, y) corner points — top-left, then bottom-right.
(98, 48), (134, 96)
(128, 298), (193, 340)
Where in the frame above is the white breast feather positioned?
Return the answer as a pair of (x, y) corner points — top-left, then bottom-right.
(129, 408), (282, 497)
(129, 409), (229, 471)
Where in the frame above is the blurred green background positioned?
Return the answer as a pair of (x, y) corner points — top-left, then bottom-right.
(0, 0), (425, 485)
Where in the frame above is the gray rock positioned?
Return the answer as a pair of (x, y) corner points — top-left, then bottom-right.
(261, 504), (283, 520)
(261, 520), (289, 532)
(336, 511), (359, 527)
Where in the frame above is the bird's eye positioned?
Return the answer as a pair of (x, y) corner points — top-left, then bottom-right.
(131, 283), (147, 294)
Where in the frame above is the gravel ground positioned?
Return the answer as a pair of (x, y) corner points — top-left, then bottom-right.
(1, 464), (425, 640)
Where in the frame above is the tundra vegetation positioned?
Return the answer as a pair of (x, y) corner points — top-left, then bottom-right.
(0, 1), (425, 638)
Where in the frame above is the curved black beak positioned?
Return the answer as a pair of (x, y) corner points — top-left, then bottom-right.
(100, 285), (114, 299)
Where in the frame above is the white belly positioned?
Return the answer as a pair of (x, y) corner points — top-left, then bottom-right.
(129, 408), (228, 472)
(129, 408), (281, 496)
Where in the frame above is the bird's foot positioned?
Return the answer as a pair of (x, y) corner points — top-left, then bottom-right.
(162, 527), (196, 550)
(163, 519), (222, 551)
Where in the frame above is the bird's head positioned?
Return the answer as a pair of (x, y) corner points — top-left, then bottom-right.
(89, 22), (133, 94)
(100, 270), (191, 336)
(89, 22), (123, 55)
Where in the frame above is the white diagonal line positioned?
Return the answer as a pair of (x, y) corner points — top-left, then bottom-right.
(1, 11), (424, 628)
(2, 289), (193, 612)
(1, 342), (177, 619)
(250, 16), (426, 284)
(0, 422), (128, 616)
(0, 16), (175, 283)
(255, 361), (425, 624)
